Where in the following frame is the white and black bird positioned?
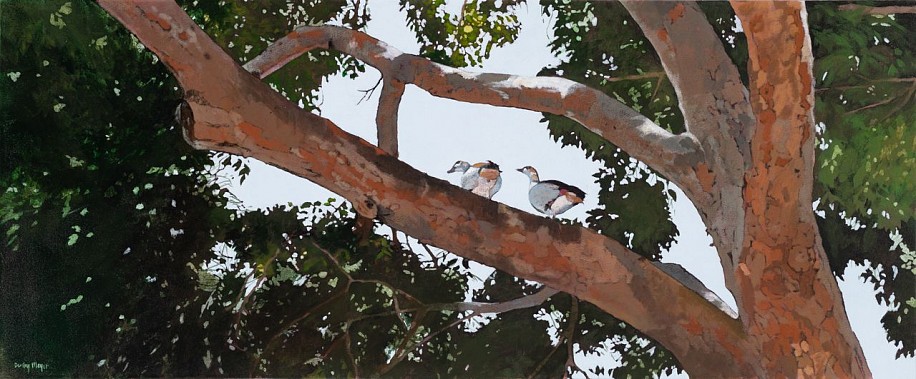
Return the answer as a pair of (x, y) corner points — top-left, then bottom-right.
(447, 160), (502, 199)
(517, 166), (585, 217)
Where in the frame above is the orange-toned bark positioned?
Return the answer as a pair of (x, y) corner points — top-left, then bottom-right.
(98, 1), (750, 376)
(97, 0), (871, 377)
(731, 1), (870, 376)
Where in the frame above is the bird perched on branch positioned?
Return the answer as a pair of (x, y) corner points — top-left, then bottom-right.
(447, 160), (502, 199)
(517, 166), (585, 217)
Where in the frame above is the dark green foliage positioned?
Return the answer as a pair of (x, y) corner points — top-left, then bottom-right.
(1, 1), (212, 375)
(807, 3), (915, 357)
(810, 3), (915, 231)
(183, 0), (368, 109)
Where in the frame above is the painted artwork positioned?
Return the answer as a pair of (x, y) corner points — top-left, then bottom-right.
(1, 1), (913, 377)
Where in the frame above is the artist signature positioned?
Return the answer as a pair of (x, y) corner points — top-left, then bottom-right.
(13, 361), (50, 373)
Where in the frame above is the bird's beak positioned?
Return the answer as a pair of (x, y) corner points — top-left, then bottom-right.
(516, 168), (524, 173)
(447, 167), (456, 173)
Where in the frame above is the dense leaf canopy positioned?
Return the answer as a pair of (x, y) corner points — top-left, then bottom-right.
(1, 0), (912, 377)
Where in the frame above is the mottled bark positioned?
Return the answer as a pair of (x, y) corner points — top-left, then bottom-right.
(98, 1), (749, 376)
(96, 0), (871, 377)
(731, 1), (870, 376)
(244, 25), (706, 197)
(622, 1), (754, 300)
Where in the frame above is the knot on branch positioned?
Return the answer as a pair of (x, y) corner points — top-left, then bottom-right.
(354, 197), (378, 219)
(175, 100), (198, 147)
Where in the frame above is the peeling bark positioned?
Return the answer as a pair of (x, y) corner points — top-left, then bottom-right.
(96, 0), (872, 377)
(97, 1), (750, 376)
(622, 2), (755, 303)
(731, 1), (870, 376)
(244, 25), (706, 198)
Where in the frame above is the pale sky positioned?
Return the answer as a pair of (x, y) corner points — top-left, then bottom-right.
(226, 1), (915, 377)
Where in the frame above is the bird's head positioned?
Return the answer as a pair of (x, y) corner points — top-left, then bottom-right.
(447, 160), (471, 173)
(516, 166), (539, 181)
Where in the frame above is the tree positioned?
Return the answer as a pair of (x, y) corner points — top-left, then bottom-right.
(2, 0), (912, 377)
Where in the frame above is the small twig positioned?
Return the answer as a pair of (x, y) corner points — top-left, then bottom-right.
(390, 226), (401, 246)
(344, 329), (359, 378)
(377, 310), (428, 375)
(401, 311), (478, 358)
(845, 97), (895, 114)
(647, 74), (665, 104)
(527, 334), (565, 379)
(265, 289), (348, 350)
(357, 77), (383, 105)
(563, 298), (589, 379)
(815, 77), (916, 92)
(352, 278), (424, 306)
(230, 249), (281, 343)
(838, 4), (916, 15)
(429, 286), (559, 314)
(879, 81), (916, 123)
(313, 242), (354, 282)
(457, 0), (470, 27)
(420, 243), (441, 269)
(596, 71), (666, 83)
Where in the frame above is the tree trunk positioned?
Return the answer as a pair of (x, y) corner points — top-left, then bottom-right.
(730, 1), (870, 376)
(96, 0), (871, 377)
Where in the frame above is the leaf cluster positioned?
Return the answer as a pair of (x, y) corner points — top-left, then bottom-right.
(400, 0), (523, 67)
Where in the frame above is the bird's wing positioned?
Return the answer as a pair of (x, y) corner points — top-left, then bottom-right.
(478, 167), (500, 181)
(529, 182), (561, 211)
(541, 180), (585, 201)
(460, 168), (480, 190)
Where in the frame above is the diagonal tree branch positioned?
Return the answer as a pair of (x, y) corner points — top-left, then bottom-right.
(429, 286), (559, 314)
(621, 1), (756, 303)
(97, 1), (751, 376)
(244, 25), (706, 198)
(621, 1), (754, 179)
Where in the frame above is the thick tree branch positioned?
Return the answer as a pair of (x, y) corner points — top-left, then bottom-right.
(244, 25), (706, 197)
(621, 1), (755, 179)
(97, 1), (750, 375)
(654, 262), (737, 318)
(622, 0), (754, 305)
(838, 4), (916, 15)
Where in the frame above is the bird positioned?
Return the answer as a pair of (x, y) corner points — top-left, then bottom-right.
(447, 160), (502, 199)
(517, 166), (586, 217)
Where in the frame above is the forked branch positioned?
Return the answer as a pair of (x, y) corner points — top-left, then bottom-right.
(621, 1), (754, 184)
(97, 1), (750, 375)
(245, 25), (706, 196)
